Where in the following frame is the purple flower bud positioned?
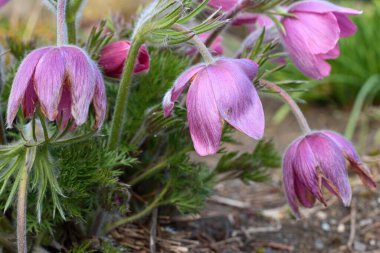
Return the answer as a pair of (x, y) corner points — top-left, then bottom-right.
(98, 40), (150, 78)
(7, 45), (107, 129)
(281, 0), (361, 79)
(283, 130), (376, 218)
(163, 58), (264, 156)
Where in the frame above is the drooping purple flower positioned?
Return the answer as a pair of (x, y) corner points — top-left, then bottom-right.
(281, 0), (361, 79)
(185, 33), (224, 57)
(7, 45), (107, 129)
(163, 58), (264, 156)
(99, 40), (150, 78)
(283, 130), (376, 218)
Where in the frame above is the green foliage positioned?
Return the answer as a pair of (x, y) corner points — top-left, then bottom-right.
(214, 141), (281, 183)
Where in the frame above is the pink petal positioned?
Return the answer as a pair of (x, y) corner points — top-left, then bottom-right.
(92, 64), (107, 129)
(232, 13), (257, 26)
(294, 176), (316, 208)
(99, 41), (129, 78)
(208, 0), (237, 11)
(163, 64), (205, 117)
(283, 138), (302, 218)
(283, 12), (340, 55)
(220, 58), (259, 80)
(62, 46), (96, 125)
(320, 44), (340, 60)
(186, 70), (223, 156)
(22, 81), (38, 119)
(208, 59), (264, 139)
(56, 85), (72, 129)
(306, 133), (352, 206)
(134, 44), (150, 74)
(322, 131), (376, 188)
(335, 13), (357, 37)
(7, 47), (49, 126)
(0, 0), (9, 7)
(290, 0), (362, 16)
(34, 47), (65, 121)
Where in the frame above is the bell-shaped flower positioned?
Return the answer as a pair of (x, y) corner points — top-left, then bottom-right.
(163, 58), (264, 156)
(281, 0), (361, 79)
(283, 130), (376, 218)
(99, 40), (150, 78)
(7, 45), (107, 129)
(185, 33), (224, 57)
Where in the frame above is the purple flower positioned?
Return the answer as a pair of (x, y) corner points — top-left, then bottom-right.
(163, 58), (264, 156)
(99, 40), (150, 78)
(185, 33), (224, 57)
(283, 130), (376, 218)
(7, 46), (107, 129)
(281, 0), (361, 79)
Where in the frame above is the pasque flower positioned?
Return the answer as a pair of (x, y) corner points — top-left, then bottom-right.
(281, 0), (361, 79)
(99, 40), (150, 78)
(185, 33), (223, 57)
(283, 130), (376, 218)
(7, 45), (107, 129)
(0, 0), (9, 7)
(163, 58), (264, 156)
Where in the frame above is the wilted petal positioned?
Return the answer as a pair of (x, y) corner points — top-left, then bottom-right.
(290, 0), (362, 16)
(322, 131), (376, 188)
(283, 139), (302, 218)
(307, 133), (352, 206)
(7, 47), (49, 126)
(92, 65), (107, 129)
(186, 70), (222, 156)
(34, 47), (65, 121)
(208, 59), (264, 139)
(163, 64), (204, 117)
(62, 46), (95, 125)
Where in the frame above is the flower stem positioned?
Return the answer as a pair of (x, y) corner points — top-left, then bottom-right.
(17, 164), (29, 253)
(108, 39), (143, 150)
(56, 0), (67, 46)
(105, 181), (171, 232)
(172, 24), (214, 64)
(128, 161), (168, 186)
(261, 80), (311, 134)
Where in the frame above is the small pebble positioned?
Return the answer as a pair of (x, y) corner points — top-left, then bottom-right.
(354, 241), (367, 252)
(316, 211), (327, 220)
(321, 222), (330, 231)
(314, 239), (324, 250)
(330, 219), (337, 225)
(359, 218), (373, 227)
(370, 240), (376, 246)
(337, 223), (345, 233)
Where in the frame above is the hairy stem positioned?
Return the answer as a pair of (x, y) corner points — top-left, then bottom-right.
(261, 80), (311, 134)
(56, 0), (67, 46)
(172, 24), (214, 64)
(106, 182), (171, 232)
(17, 166), (29, 253)
(108, 39), (143, 150)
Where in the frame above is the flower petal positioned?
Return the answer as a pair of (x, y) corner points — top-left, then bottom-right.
(34, 47), (65, 121)
(7, 47), (49, 126)
(283, 12), (340, 55)
(62, 46), (96, 125)
(307, 133), (352, 206)
(92, 65), (107, 129)
(289, 0), (362, 16)
(294, 176), (316, 208)
(163, 64), (205, 117)
(335, 13), (357, 37)
(186, 70), (222, 156)
(322, 131), (376, 188)
(208, 0), (237, 11)
(207, 59), (264, 139)
(134, 44), (150, 74)
(56, 85), (72, 129)
(283, 138), (302, 218)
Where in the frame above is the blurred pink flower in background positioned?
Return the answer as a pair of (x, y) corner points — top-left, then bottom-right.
(0, 0), (9, 7)
(99, 40), (150, 78)
(281, 0), (361, 79)
(7, 46), (106, 129)
(283, 130), (376, 218)
(163, 58), (264, 156)
(185, 33), (224, 57)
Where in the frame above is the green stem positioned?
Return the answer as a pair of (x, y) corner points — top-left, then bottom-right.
(66, 20), (76, 44)
(261, 80), (311, 134)
(106, 182), (171, 232)
(108, 39), (143, 150)
(17, 165), (29, 253)
(128, 161), (168, 186)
